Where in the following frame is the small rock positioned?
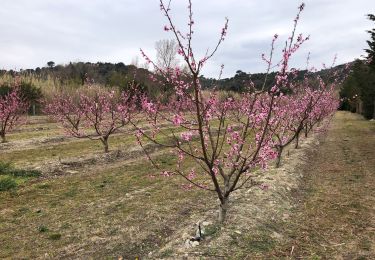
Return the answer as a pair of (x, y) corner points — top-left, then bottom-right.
(271, 231), (283, 239)
(234, 230), (242, 235)
(191, 241), (200, 247)
(202, 221), (212, 226)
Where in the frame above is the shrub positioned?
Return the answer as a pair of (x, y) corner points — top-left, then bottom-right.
(0, 177), (17, 191)
(38, 225), (49, 233)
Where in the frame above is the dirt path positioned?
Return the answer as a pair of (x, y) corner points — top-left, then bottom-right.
(270, 112), (375, 259)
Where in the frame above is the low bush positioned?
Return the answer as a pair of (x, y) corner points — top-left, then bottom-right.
(0, 177), (17, 191)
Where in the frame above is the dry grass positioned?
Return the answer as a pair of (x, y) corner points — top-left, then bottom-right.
(0, 111), (373, 259)
(266, 112), (375, 259)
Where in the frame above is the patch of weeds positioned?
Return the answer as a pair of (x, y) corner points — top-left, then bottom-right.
(63, 187), (78, 198)
(18, 207), (29, 213)
(240, 233), (276, 253)
(7, 169), (41, 178)
(36, 183), (51, 189)
(309, 254), (322, 260)
(13, 207), (29, 217)
(159, 248), (174, 258)
(249, 239), (275, 252)
(0, 161), (12, 173)
(359, 238), (372, 251)
(0, 161), (41, 178)
(0, 177), (17, 191)
(204, 224), (220, 238)
(49, 201), (59, 208)
(98, 180), (109, 188)
(38, 225), (49, 233)
(48, 233), (62, 240)
(159, 156), (175, 166)
(108, 227), (119, 236)
(348, 201), (362, 209)
(96, 177), (114, 189)
(105, 203), (123, 215)
(305, 186), (316, 194)
(61, 223), (72, 229)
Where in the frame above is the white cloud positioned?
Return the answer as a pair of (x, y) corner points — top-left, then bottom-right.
(0, 0), (373, 77)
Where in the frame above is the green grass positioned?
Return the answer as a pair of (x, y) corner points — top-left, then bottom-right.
(0, 149), (214, 258)
(0, 162), (41, 178)
(0, 177), (17, 191)
(48, 233), (62, 240)
(0, 162), (41, 192)
(38, 225), (49, 233)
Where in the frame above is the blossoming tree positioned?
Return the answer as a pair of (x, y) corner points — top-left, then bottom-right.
(45, 86), (135, 153)
(0, 87), (29, 143)
(135, 0), (312, 222)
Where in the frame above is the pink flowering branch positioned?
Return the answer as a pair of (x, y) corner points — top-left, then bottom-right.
(0, 87), (29, 143)
(45, 86), (136, 153)
(134, 1), (318, 224)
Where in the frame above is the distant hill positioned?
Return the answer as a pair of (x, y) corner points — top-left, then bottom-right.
(1, 61), (350, 94)
(200, 63), (350, 92)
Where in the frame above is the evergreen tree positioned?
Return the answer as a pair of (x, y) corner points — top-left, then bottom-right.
(365, 14), (375, 70)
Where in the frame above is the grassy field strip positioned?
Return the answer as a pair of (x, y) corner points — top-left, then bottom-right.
(0, 151), (217, 258)
(263, 112), (375, 258)
(151, 123), (323, 258)
(2, 113), (362, 258)
(0, 117), (177, 154)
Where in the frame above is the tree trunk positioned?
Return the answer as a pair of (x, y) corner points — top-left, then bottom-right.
(101, 137), (109, 153)
(295, 131), (300, 149)
(276, 146), (283, 168)
(0, 133), (6, 143)
(218, 197), (229, 223)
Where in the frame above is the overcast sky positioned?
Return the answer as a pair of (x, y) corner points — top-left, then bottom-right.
(0, 0), (373, 78)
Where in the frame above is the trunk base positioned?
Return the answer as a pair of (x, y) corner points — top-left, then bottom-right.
(218, 198), (229, 223)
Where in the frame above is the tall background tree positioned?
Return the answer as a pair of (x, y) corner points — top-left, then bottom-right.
(340, 14), (375, 119)
(47, 61), (55, 68)
(155, 39), (179, 70)
(365, 14), (375, 69)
